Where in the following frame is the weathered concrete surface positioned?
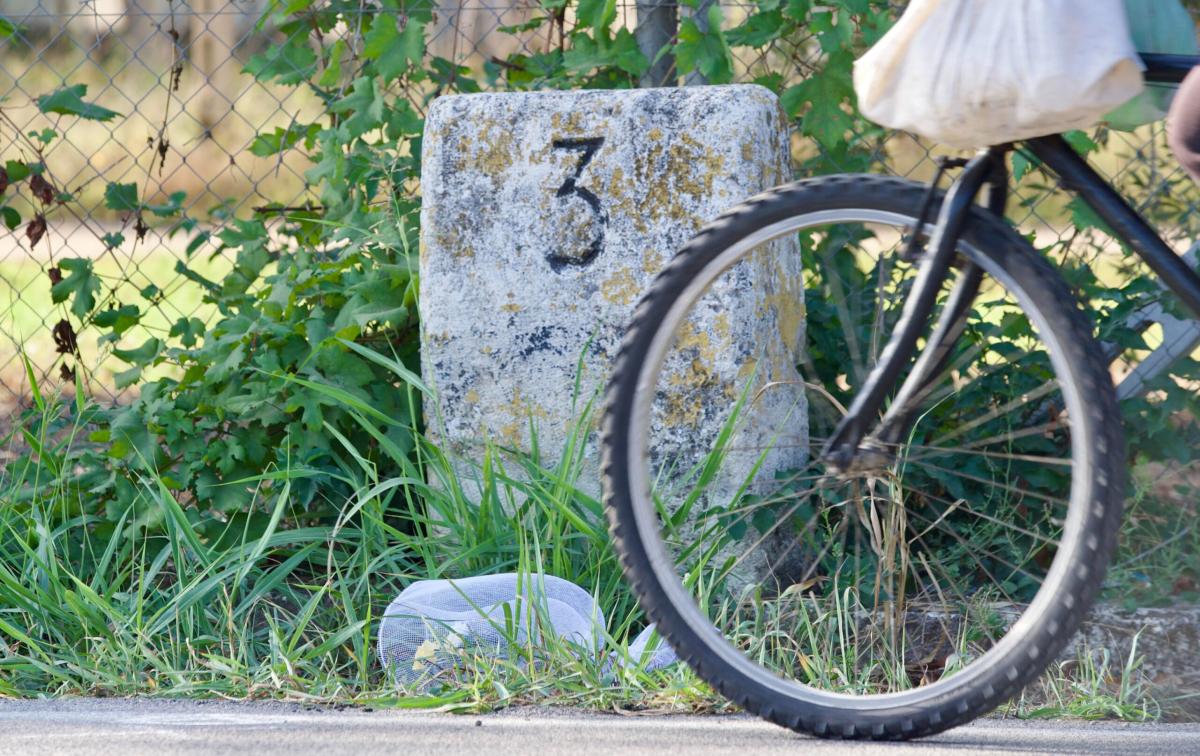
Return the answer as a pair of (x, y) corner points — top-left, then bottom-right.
(882, 602), (1200, 690)
(3, 699), (1200, 755)
(1074, 604), (1200, 686)
(419, 86), (805, 507)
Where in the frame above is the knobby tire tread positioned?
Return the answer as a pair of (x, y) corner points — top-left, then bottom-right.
(600, 175), (1126, 741)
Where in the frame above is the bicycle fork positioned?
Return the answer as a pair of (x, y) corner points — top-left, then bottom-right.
(822, 146), (1009, 473)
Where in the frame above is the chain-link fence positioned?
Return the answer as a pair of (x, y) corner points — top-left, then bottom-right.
(1, 1), (1198, 413)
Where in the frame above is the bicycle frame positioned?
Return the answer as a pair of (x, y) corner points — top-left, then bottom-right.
(824, 53), (1200, 469)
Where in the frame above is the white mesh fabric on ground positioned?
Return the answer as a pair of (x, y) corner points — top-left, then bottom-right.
(377, 573), (677, 687)
(626, 624), (676, 671)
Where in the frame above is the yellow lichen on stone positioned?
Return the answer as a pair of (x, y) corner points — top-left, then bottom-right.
(641, 248), (664, 275)
(668, 134), (727, 200)
(550, 110), (587, 136)
(600, 266), (638, 305)
(675, 319), (716, 362)
(713, 312), (731, 342)
(457, 126), (517, 178)
(436, 225), (477, 259)
(630, 131), (727, 232)
(496, 386), (550, 447)
(757, 243), (807, 367)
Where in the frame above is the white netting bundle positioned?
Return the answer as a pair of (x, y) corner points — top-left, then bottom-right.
(377, 573), (677, 687)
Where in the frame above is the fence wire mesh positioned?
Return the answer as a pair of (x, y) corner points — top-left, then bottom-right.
(0, 1), (1197, 412)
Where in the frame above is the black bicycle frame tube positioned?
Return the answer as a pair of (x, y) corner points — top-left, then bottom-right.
(875, 155), (1007, 448)
(822, 150), (996, 468)
(1140, 53), (1198, 84)
(1026, 135), (1200, 321)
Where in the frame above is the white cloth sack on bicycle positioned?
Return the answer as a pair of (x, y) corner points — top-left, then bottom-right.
(853, 0), (1145, 149)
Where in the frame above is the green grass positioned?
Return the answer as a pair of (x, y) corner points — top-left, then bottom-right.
(0, 343), (1173, 722)
(0, 357), (726, 711)
(1003, 632), (1159, 722)
(1102, 462), (1200, 609)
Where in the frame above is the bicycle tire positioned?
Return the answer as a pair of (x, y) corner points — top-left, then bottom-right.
(601, 174), (1126, 740)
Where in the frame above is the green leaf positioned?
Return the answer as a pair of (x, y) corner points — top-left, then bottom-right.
(780, 51), (855, 149)
(363, 14), (425, 82)
(0, 206), (18, 230)
(250, 124), (316, 157)
(576, 0), (617, 33)
(186, 231), (212, 257)
(783, 0), (811, 20)
(37, 84), (121, 122)
(318, 39), (346, 87)
(50, 258), (102, 318)
(830, 0), (870, 12)
(1064, 130), (1100, 156)
(30, 128), (56, 146)
(1012, 151), (1036, 183)
(144, 190), (186, 218)
(362, 14), (399, 64)
(170, 317), (207, 348)
(0, 15), (19, 38)
(726, 10), (784, 48)
(93, 304), (141, 336)
(815, 9), (853, 53)
(113, 337), (162, 366)
(104, 182), (139, 212)
(563, 30), (647, 76)
(331, 77), (385, 140)
(5, 160), (30, 182)
(101, 231), (125, 249)
(610, 28), (649, 75)
(243, 34), (318, 85)
(675, 6), (734, 84)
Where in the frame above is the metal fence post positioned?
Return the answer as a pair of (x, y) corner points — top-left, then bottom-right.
(636, 0), (676, 87)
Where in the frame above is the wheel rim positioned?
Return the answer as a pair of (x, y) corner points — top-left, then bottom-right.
(624, 207), (1092, 709)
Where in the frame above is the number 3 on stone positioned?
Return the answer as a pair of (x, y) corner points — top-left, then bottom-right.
(549, 137), (606, 268)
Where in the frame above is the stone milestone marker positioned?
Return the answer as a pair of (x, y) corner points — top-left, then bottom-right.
(419, 85), (807, 502)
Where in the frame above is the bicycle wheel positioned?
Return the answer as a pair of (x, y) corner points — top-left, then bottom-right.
(601, 175), (1125, 739)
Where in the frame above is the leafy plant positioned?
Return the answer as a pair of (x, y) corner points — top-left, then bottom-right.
(6, 0), (897, 539)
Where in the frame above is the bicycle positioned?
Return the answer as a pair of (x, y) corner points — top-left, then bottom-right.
(600, 53), (1200, 740)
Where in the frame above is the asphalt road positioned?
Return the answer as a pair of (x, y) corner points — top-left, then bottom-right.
(1, 698), (1198, 755)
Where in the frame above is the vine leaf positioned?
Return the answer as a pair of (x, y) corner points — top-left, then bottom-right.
(576, 0), (617, 33)
(113, 337), (162, 366)
(781, 51), (856, 150)
(675, 6), (734, 84)
(5, 160), (30, 182)
(244, 33), (318, 85)
(50, 258), (101, 318)
(37, 84), (121, 122)
(0, 15), (18, 39)
(362, 14), (426, 82)
(93, 304), (141, 336)
(104, 182), (139, 212)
